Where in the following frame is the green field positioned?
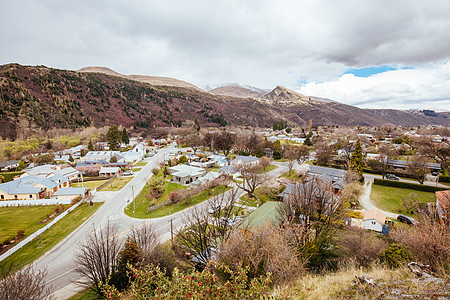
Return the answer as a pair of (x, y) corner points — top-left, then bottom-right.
(132, 167), (142, 172)
(263, 164), (278, 173)
(124, 181), (186, 218)
(1, 202), (102, 270)
(71, 179), (108, 190)
(370, 184), (436, 216)
(135, 161), (148, 167)
(0, 171), (24, 182)
(100, 176), (133, 191)
(0, 205), (58, 242)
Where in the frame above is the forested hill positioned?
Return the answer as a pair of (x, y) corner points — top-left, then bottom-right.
(0, 63), (448, 140)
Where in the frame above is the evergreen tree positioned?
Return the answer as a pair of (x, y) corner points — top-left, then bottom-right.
(88, 140), (94, 151)
(273, 121), (279, 131)
(122, 128), (129, 145)
(107, 125), (121, 151)
(350, 139), (364, 178)
(304, 135), (313, 146)
(194, 118), (201, 132)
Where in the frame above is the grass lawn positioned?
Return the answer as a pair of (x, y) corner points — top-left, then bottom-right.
(71, 180), (108, 190)
(281, 170), (301, 179)
(144, 186), (232, 218)
(67, 288), (102, 300)
(263, 164), (278, 173)
(0, 171), (24, 182)
(132, 167), (142, 172)
(370, 184), (436, 216)
(0, 206), (57, 242)
(124, 181), (186, 218)
(100, 176), (133, 191)
(2, 202), (102, 271)
(135, 161), (148, 167)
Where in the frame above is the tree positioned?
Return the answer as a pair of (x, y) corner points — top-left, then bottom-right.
(285, 127), (292, 133)
(259, 156), (272, 171)
(121, 128), (129, 145)
(414, 137), (450, 175)
(88, 140), (94, 151)
(315, 142), (334, 166)
(235, 164), (267, 198)
(74, 222), (123, 295)
(110, 156), (118, 163)
(297, 145), (310, 165)
(349, 139), (364, 178)
(407, 154), (429, 184)
(212, 131), (236, 157)
(283, 145), (299, 176)
(194, 118), (201, 132)
(177, 155), (188, 164)
(400, 192), (419, 214)
(0, 175), (4, 183)
(110, 238), (142, 291)
(341, 181), (364, 207)
(379, 144), (398, 179)
(304, 135), (313, 146)
(0, 263), (53, 300)
(107, 125), (121, 151)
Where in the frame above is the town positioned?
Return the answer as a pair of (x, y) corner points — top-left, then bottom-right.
(0, 122), (449, 299)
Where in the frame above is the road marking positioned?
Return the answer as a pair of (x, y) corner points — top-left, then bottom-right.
(102, 220), (153, 242)
(46, 267), (76, 284)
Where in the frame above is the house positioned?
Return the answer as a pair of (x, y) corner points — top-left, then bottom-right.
(0, 160), (20, 171)
(436, 190), (450, 219)
(208, 154), (228, 167)
(307, 165), (346, 182)
(361, 209), (386, 232)
(80, 151), (122, 163)
(167, 165), (206, 185)
(238, 201), (282, 229)
(218, 165), (240, 178)
(121, 143), (146, 163)
(99, 167), (121, 177)
(20, 165), (80, 182)
(231, 155), (259, 167)
(190, 172), (226, 188)
(54, 187), (90, 201)
(0, 174), (70, 200)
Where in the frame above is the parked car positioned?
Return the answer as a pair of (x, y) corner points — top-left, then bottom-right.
(431, 171), (439, 176)
(386, 174), (400, 180)
(397, 214), (416, 225)
(123, 170), (134, 176)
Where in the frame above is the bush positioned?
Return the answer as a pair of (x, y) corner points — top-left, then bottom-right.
(373, 178), (448, 192)
(439, 175), (450, 183)
(177, 155), (188, 164)
(168, 190), (184, 204)
(151, 167), (160, 176)
(379, 243), (411, 269)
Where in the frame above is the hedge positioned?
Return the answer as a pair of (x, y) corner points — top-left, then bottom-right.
(0, 171), (24, 182)
(439, 175), (450, 183)
(373, 178), (448, 193)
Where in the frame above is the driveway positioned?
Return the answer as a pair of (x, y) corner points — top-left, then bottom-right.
(360, 180), (398, 219)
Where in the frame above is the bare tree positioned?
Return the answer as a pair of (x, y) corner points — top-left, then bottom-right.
(0, 263), (53, 300)
(400, 192), (419, 214)
(259, 156), (273, 171)
(127, 222), (158, 256)
(414, 137), (450, 175)
(407, 154), (429, 184)
(297, 145), (310, 165)
(73, 222), (123, 295)
(212, 131), (236, 157)
(283, 145), (299, 176)
(315, 142), (335, 166)
(235, 164), (267, 198)
(175, 188), (242, 267)
(378, 144), (398, 179)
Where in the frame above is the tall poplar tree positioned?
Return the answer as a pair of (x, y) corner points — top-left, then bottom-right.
(107, 125), (121, 151)
(350, 139), (364, 178)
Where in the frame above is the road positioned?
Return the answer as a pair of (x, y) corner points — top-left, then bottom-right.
(37, 151), (288, 299)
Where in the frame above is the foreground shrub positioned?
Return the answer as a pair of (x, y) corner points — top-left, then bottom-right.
(218, 225), (304, 285)
(390, 215), (450, 274)
(101, 263), (274, 299)
(379, 243), (411, 269)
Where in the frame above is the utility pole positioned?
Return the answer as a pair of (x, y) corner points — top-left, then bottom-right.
(132, 185), (135, 214)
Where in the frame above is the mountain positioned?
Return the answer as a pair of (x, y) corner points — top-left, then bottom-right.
(0, 64), (448, 140)
(207, 83), (270, 98)
(78, 66), (202, 91)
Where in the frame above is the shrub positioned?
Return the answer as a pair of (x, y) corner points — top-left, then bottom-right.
(177, 155), (188, 164)
(373, 178), (448, 192)
(379, 243), (411, 269)
(151, 167), (160, 176)
(168, 190), (184, 204)
(16, 230), (25, 238)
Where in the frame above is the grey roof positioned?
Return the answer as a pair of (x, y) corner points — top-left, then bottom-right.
(0, 160), (20, 168)
(307, 165), (346, 179)
(0, 174), (69, 195)
(233, 155), (259, 164)
(54, 187), (87, 196)
(218, 165), (238, 175)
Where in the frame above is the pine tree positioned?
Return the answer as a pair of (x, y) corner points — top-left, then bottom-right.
(88, 140), (94, 151)
(304, 135), (313, 146)
(122, 128), (129, 144)
(350, 139), (364, 178)
(107, 125), (121, 151)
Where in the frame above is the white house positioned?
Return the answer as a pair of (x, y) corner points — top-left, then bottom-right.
(99, 167), (121, 177)
(362, 209), (386, 232)
(20, 165), (80, 182)
(231, 155), (259, 168)
(80, 151), (122, 163)
(168, 165), (206, 185)
(54, 187), (90, 201)
(0, 160), (20, 171)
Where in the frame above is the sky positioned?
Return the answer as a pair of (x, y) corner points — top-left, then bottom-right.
(1, 0), (450, 111)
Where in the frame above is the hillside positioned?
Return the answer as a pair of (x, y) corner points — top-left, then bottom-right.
(0, 64), (448, 140)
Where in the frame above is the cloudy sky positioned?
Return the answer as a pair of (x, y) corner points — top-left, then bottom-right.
(1, 0), (450, 111)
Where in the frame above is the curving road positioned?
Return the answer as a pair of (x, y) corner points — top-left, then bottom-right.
(37, 149), (288, 299)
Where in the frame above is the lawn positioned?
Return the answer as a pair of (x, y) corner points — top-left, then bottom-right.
(281, 170), (301, 179)
(132, 167), (142, 172)
(135, 162), (148, 167)
(67, 288), (102, 300)
(71, 179), (108, 190)
(124, 181), (186, 218)
(370, 184), (436, 216)
(100, 176), (133, 191)
(0, 205), (57, 242)
(2, 202), (102, 271)
(263, 164), (278, 173)
(0, 171), (24, 182)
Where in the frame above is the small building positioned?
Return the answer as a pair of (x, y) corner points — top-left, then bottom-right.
(362, 209), (386, 232)
(167, 165), (206, 185)
(0, 174), (70, 200)
(54, 187), (90, 201)
(238, 201), (282, 229)
(99, 167), (121, 177)
(0, 160), (20, 171)
(190, 172), (225, 188)
(231, 155), (259, 167)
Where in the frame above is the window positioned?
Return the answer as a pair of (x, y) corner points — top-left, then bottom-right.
(30, 194), (33, 198)
(1, 195), (4, 200)
(14, 195), (18, 199)
(372, 221), (376, 225)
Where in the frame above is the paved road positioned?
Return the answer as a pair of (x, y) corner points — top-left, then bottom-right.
(363, 173), (448, 188)
(39, 151), (288, 299)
